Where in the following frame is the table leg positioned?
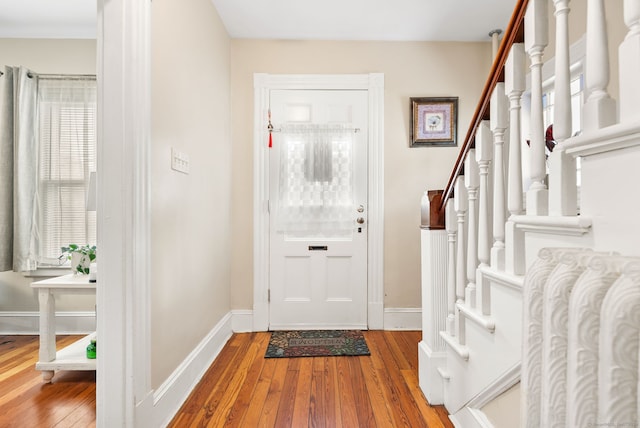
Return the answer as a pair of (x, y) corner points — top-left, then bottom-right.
(38, 289), (57, 382)
(42, 370), (55, 383)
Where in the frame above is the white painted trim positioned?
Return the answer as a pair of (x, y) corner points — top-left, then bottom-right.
(449, 364), (520, 428)
(152, 313), (233, 428)
(456, 302), (496, 332)
(0, 311), (96, 334)
(467, 363), (521, 408)
(383, 307), (422, 330)
(511, 214), (592, 236)
(97, 0), (152, 425)
(449, 407), (495, 428)
(419, 341), (446, 405)
(231, 309), (254, 333)
(478, 265), (524, 292)
(564, 120), (640, 157)
(252, 73), (385, 331)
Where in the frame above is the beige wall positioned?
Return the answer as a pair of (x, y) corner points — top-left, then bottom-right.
(230, 40), (492, 310)
(150, 0), (232, 388)
(0, 38), (97, 313)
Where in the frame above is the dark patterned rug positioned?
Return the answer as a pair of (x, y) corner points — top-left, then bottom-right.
(265, 330), (370, 358)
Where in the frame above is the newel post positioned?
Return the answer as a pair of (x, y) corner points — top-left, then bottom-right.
(419, 188), (447, 405)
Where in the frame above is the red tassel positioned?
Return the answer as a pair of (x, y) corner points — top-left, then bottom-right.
(269, 132), (273, 148)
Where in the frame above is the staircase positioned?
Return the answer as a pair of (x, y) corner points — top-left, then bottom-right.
(419, 0), (640, 426)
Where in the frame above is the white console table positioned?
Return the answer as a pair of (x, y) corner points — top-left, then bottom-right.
(31, 274), (96, 382)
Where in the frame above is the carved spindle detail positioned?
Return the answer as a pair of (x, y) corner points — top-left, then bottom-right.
(506, 43), (526, 217)
(525, 0), (549, 215)
(619, 0), (640, 122)
(476, 121), (493, 273)
(465, 149), (479, 309)
(505, 43), (526, 275)
(583, 0), (617, 130)
(549, 0), (578, 216)
(454, 176), (468, 308)
(490, 83), (508, 270)
(445, 199), (457, 336)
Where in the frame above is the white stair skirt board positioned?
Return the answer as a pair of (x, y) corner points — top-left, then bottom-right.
(153, 312), (233, 428)
(0, 311), (96, 334)
(419, 341), (446, 405)
(448, 363), (520, 428)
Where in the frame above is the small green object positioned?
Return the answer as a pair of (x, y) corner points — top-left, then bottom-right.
(86, 338), (97, 359)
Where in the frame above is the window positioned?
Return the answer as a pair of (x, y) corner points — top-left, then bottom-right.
(37, 77), (97, 265)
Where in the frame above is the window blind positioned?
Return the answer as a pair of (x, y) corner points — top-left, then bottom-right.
(37, 77), (97, 264)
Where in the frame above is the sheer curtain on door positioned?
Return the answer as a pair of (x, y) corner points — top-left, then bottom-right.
(276, 124), (355, 237)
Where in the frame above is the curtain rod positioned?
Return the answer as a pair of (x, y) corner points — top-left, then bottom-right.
(39, 73), (96, 81)
(0, 70), (95, 80)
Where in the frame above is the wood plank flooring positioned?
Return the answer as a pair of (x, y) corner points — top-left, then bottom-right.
(0, 331), (453, 428)
(170, 331), (454, 428)
(0, 335), (96, 428)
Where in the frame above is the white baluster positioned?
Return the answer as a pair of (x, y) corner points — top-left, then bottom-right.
(476, 121), (493, 273)
(583, 0), (617, 131)
(549, 0), (578, 216)
(619, 0), (640, 123)
(445, 199), (457, 336)
(506, 43), (526, 217)
(455, 176), (468, 309)
(491, 83), (508, 270)
(465, 149), (479, 308)
(505, 43), (526, 275)
(525, 0), (549, 215)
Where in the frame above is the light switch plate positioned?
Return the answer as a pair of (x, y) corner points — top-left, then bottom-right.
(171, 147), (189, 174)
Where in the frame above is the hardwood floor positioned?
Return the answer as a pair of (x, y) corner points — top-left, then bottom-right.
(0, 331), (453, 427)
(0, 335), (96, 428)
(170, 331), (454, 428)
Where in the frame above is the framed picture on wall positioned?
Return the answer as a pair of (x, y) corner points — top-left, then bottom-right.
(410, 97), (458, 147)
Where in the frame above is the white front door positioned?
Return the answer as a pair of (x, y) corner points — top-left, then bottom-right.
(268, 89), (368, 330)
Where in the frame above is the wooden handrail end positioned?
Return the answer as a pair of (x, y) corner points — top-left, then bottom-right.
(422, 190), (446, 230)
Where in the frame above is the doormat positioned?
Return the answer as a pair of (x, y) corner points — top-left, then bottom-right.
(265, 330), (370, 358)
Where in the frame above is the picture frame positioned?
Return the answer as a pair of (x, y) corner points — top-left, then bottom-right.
(410, 97), (458, 147)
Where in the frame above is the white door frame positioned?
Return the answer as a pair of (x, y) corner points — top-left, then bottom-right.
(252, 73), (385, 331)
(97, 0), (153, 426)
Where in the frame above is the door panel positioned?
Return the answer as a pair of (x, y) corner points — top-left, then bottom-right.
(269, 89), (368, 330)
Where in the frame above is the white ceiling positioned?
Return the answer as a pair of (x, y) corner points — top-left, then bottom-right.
(0, 0), (517, 42)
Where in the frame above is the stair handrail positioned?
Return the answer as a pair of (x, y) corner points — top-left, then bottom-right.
(438, 0), (529, 214)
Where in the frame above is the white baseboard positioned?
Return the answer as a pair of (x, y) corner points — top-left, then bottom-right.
(383, 307), (422, 330)
(230, 307), (421, 331)
(231, 309), (253, 332)
(152, 312), (233, 428)
(0, 311), (96, 334)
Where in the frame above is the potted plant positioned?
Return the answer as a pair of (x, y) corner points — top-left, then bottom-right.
(60, 244), (97, 275)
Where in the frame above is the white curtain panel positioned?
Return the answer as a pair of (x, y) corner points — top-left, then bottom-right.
(276, 124), (354, 236)
(0, 66), (40, 272)
(0, 67), (15, 271)
(12, 67), (40, 272)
